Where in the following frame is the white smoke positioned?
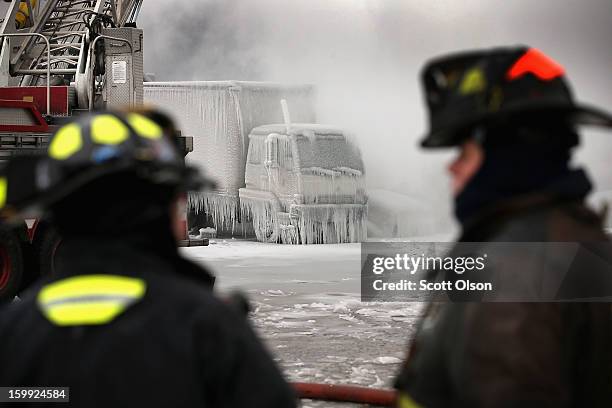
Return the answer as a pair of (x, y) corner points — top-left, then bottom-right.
(139, 0), (612, 232)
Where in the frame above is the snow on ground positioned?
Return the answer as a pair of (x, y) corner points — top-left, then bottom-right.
(181, 239), (425, 405)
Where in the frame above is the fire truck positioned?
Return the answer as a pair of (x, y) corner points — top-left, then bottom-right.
(0, 0), (157, 301)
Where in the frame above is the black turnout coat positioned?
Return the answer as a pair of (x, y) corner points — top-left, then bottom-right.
(395, 194), (612, 408)
(0, 238), (296, 408)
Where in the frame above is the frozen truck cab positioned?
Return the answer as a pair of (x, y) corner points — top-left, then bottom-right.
(239, 124), (367, 244)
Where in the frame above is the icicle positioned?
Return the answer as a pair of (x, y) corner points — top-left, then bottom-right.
(240, 197), (279, 243)
(188, 192), (239, 232)
(332, 167), (362, 177)
(279, 224), (299, 244)
(241, 197), (367, 245)
(301, 167), (342, 177)
(296, 205), (368, 244)
(300, 173), (366, 205)
(278, 136), (292, 169)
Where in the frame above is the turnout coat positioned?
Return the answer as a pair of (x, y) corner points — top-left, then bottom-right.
(395, 194), (612, 408)
(0, 238), (296, 407)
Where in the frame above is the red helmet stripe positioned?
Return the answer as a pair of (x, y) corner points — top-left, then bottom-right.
(506, 48), (565, 81)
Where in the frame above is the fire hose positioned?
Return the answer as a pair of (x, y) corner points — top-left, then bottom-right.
(293, 382), (397, 406)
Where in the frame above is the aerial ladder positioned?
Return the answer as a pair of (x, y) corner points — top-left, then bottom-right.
(0, 0), (144, 156)
(0, 0), (147, 300)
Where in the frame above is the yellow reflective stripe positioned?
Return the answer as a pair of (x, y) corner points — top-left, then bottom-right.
(38, 274), (145, 304)
(459, 67), (486, 95)
(43, 300), (127, 326)
(397, 392), (424, 408)
(37, 275), (146, 326)
(49, 123), (82, 160)
(91, 114), (129, 145)
(127, 113), (162, 139)
(0, 177), (6, 208)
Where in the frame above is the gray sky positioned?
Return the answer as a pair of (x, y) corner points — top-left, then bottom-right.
(139, 0), (612, 228)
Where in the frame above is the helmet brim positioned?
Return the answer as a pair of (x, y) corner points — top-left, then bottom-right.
(420, 102), (612, 148)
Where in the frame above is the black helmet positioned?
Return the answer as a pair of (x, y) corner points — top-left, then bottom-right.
(420, 46), (612, 148)
(0, 110), (213, 218)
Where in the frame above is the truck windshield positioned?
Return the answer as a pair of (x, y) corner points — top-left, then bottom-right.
(296, 136), (364, 172)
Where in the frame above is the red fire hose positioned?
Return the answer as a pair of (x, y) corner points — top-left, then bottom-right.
(293, 382), (397, 406)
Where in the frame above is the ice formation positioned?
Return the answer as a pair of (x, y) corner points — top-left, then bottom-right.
(332, 167), (362, 177)
(240, 126), (367, 244)
(188, 192), (239, 232)
(145, 82), (315, 235)
(301, 167), (342, 177)
(145, 82), (368, 244)
(295, 205), (367, 244)
(198, 227), (217, 239)
(239, 198), (280, 243)
(241, 129), (367, 244)
(240, 191), (367, 245)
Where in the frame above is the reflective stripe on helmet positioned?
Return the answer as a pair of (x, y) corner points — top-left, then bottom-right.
(37, 275), (146, 326)
(459, 67), (486, 95)
(49, 123), (83, 160)
(91, 114), (130, 145)
(127, 113), (163, 139)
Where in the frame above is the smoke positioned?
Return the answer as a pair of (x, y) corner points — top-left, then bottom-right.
(140, 0), (612, 232)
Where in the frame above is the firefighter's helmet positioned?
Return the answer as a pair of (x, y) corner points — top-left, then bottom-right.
(0, 110), (213, 217)
(420, 46), (612, 148)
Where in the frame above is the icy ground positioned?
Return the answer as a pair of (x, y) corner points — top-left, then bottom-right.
(181, 239), (424, 407)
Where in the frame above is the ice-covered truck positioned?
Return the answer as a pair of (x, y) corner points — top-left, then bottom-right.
(144, 81), (367, 244)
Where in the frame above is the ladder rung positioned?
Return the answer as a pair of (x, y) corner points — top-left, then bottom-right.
(15, 68), (77, 75)
(44, 22), (85, 29)
(53, 0), (94, 9)
(41, 31), (87, 37)
(47, 9), (94, 20)
(35, 63), (78, 69)
(49, 45), (82, 51)
(46, 19), (87, 25)
(34, 63), (78, 69)
(38, 55), (80, 60)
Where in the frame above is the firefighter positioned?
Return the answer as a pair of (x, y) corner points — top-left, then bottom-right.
(0, 111), (296, 407)
(395, 47), (612, 407)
